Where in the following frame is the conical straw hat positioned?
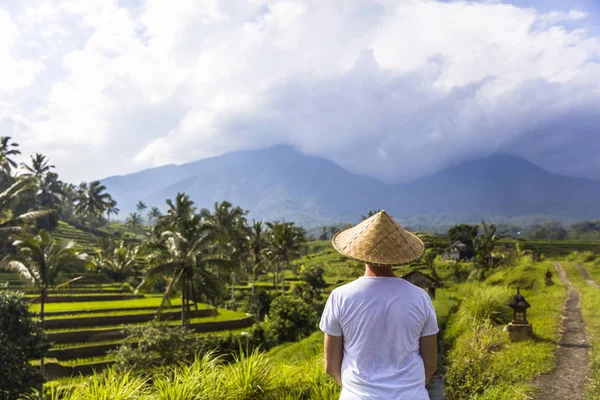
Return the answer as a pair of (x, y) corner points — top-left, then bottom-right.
(332, 211), (424, 266)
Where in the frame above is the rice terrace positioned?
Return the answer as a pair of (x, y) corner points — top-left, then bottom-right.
(3, 1), (600, 399)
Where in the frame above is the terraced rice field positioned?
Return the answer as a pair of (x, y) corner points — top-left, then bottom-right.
(0, 273), (255, 380)
(53, 222), (100, 252)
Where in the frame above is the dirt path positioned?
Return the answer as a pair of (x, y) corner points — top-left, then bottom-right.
(575, 263), (600, 289)
(533, 262), (590, 400)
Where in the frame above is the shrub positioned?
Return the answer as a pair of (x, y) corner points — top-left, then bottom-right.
(112, 324), (265, 370)
(300, 265), (326, 288)
(243, 290), (274, 320)
(111, 324), (199, 372)
(264, 295), (318, 344)
(0, 291), (49, 400)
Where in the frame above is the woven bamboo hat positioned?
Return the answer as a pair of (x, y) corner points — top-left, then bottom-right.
(332, 210), (424, 266)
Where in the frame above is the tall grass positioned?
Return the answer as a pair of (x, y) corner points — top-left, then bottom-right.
(457, 285), (512, 327)
(47, 349), (341, 400)
(153, 352), (224, 400)
(49, 369), (153, 400)
(445, 261), (567, 399)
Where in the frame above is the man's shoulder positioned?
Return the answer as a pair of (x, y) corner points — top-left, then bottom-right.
(331, 277), (430, 299)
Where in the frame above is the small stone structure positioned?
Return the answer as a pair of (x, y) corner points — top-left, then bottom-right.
(505, 288), (533, 341)
(545, 269), (553, 286)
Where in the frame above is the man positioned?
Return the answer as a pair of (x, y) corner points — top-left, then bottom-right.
(320, 210), (438, 399)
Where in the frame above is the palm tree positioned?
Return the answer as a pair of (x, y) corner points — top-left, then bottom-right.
(200, 201), (248, 300)
(148, 207), (161, 224)
(21, 153), (55, 179)
(473, 221), (508, 276)
(37, 172), (63, 209)
(136, 201), (147, 222)
(0, 178), (53, 233)
(267, 221), (306, 295)
(103, 241), (141, 282)
(126, 212), (143, 232)
(74, 181), (112, 225)
(145, 194), (229, 326)
(4, 230), (87, 375)
(0, 136), (21, 184)
(248, 220), (269, 295)
(422, 249), (439, 280)
(162, 193), (196, 229)
(58, 182), (77, 222)
(106, 199), (119, 221)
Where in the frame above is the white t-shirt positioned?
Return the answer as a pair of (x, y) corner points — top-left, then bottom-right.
(319, 276), (439, 400)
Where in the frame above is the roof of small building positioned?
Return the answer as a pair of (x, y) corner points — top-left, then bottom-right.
(509, 288), (531, 309)
(401, 270), (439, 288)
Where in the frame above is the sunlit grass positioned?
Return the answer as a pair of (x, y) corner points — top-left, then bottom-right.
(48, 350), (341, 400)
(445, 260), (567, 399)
(45, 309), (249, 333)
(30, 298), (206, 313)
(563, 262), (600, 399)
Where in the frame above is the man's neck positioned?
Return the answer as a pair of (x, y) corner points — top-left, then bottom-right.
(364, 263), (396, 277)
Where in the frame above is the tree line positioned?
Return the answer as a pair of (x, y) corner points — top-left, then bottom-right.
(0, 135), (310, 323)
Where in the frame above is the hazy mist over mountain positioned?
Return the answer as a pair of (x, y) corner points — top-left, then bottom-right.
(102, 146), (600, 228)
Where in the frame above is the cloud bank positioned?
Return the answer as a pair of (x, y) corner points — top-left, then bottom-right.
(1, 0), (599, 183)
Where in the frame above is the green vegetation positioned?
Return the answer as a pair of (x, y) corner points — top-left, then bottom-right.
(48, 350), (341, 400)
(0, 291), (49, 400)
(1, 134), (600, 397)
(30, 297), (199, 313)
(562, 260), (600, 399)
(45, 309), (248, 334)
(444, 260), (566, 399)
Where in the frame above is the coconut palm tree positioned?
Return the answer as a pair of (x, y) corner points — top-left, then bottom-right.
(21, 153), (55, 179)
(37, 172), (63, 209)
(162, 193), (196, 229)
(136, 201), (148, 222)
(200, 201), (249, 299)
(473, 221), (508, 276)
(422, 249), (439, 281)
(0, 178), (53, 233)
(248, 220), (270, 295)
(0, 136), (21, 184)
(4, 230), (87, 375)
(74, 181), (112, 225)
(103, 241), (141, 282)
(126, 212), (143, 232)
(106, 199), (119, 221)
(58, 182), (77, 222)
(148, 207), (162, 224)
(145, 195), (230, 325)
(267, 221), (306, 295)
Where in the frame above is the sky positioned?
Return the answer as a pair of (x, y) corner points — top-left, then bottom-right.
(1, 0), (599, 184)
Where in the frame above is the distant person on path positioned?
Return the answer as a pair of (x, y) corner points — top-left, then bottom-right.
(320, 210), (438, 399)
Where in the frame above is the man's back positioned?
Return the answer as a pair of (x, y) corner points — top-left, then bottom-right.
(320, 276), (439, 399)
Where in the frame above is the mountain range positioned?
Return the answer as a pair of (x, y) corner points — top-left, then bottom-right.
(101, 146), (600, 228)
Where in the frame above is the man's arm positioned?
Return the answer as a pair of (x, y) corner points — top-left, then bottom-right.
(324, 333), (343, 387)
(419, 334), (438, 385)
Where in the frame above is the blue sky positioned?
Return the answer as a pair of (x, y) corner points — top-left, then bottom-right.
(1, 0), (599, 183)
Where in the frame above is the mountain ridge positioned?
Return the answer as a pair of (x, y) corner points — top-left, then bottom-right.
(101, 146), (600, 227)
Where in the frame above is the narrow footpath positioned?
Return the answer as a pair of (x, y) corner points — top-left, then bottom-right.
(533, 262), (590, 400)
(575, 262), (600, 289)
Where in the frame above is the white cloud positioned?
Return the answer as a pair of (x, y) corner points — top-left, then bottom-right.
(1, 0), (600, 183)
